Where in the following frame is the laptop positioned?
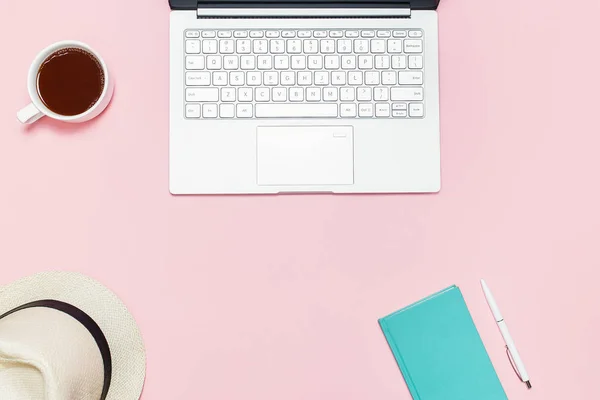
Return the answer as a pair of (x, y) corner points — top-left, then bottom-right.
(169, 0), (441, 194)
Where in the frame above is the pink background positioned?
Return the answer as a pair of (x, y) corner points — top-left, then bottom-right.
(1, 0), (600, 398)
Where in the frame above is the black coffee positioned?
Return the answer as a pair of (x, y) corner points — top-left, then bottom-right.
(37, 48), (105, 116)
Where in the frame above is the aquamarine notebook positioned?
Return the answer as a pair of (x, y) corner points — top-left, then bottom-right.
(379, 286), (508, 400)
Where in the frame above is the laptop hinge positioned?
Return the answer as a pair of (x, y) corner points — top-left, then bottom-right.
(196, 1), (411, 19)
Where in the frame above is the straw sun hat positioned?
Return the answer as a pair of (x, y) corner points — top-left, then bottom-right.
(0, 272), (146, 400)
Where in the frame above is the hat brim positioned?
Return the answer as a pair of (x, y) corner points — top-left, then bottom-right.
(0, 272), (146, 400)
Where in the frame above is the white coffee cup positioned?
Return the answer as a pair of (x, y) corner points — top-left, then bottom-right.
(17, 41), (114, 124)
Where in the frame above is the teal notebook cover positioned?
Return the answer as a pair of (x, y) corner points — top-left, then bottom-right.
(379, 286), (508, 400)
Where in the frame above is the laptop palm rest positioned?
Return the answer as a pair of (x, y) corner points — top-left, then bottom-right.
(257, 126), (354, 186)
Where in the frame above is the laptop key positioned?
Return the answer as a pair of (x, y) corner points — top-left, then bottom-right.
(404, 39), (423, 53)
(298, 71), (312, 86)
(370, 40), (386, 53)
(376, 103), (390, 117)
(382, 71), (397, 85)
(308, 55), (323, 70)
(280, 71), (295, 85)
(323, 87), (338, 101)
(357, 87), (372, 101)
(272, 88), (287, 102)
(186, 72), (211, 86)
(398, 71), (423, 85)
(185, 56), (205, 70)
(374, 87), (389, 101)
(247, 71), (262, 86)
(332, 71), (346, 85)
(337, 40), (352, 54)
(354, 40), (369, 53)
(255, 88), (270, 102)
(185, 104), (201, 118)
(240, 56), (256, 70)
(358, 55), (373, 69)
(409, 55), (423, 69)
(340, 103), (357, 117)
(270, 39), (286, 54)
(391, 87), (424, 101)
(185, 40), (200, 54)
(238, 87), (253, 102)
(289, 87), (304, 102)
(230, 71), (245, 86)
(202, 104), (218, 118)
(361, 30), (375, 38)
(274, 56), (290, 70)
(202, 40), (218, 54)
(255, 103), (338, 118)
(258, 55), (273, 70)
(206, 56), (222, 70)
(341, 55), (356, 69)
(306, 88), (321, 101)
(263, 71), (278, 85)
(304, 39), (319, 54)
(348, 71), (362, 85)
(253, 40), (268, 54)
(221, 88), (236, 102)
(375, 55), (390, 69)
(321, 40), (335, 53)
(392, 55), (407, 69)
(223, 56), (238, 70)
(186, 88), (219, 102)
(358, 103), (373, 117)
(387, 40), (403, 53)
(220, 104), (235, 118)
(219, 40), (234, 54)
(325, 55), (340, 70)
(291, 56), (307, 70)
(237, 104), (253, 118)
(212, 71), (228, 86)
(340, 88), (355, 101)
(236, 40), (251, 54)
(315, 71), (329, 85)
(409, 103), (424, 117)
(287, 40), (302, 54)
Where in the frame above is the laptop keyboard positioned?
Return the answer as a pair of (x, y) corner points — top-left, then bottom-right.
(183, 29), (425, 119)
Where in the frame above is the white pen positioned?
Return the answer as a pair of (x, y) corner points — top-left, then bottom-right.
(481, 279), (531, 389)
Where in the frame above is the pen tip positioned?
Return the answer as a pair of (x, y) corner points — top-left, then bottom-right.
(525, 381), (532, 389)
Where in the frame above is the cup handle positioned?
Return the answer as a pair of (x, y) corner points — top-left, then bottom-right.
(17, 103), (44, 124)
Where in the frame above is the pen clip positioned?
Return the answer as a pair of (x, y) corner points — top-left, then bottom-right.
(506, 345), (522, 381)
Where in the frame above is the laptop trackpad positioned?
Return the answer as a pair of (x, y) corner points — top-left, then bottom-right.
(257, 126), (354, 186)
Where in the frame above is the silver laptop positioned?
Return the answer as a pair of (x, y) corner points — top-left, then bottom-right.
(169, 0), (441, 194)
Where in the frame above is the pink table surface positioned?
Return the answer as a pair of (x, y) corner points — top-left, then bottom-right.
(1, 0), (600, 399)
